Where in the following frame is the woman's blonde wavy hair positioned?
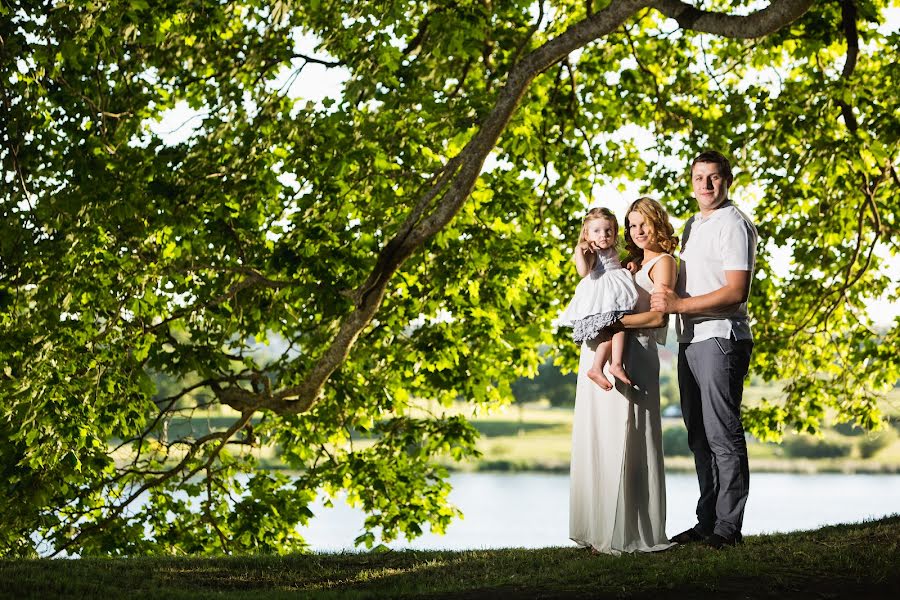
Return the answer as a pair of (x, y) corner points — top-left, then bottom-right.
(580, 207), (619, 251)
(624, 197), (679, 258)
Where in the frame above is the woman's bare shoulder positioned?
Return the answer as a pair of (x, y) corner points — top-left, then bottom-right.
(655, 253), (677, 264)
(648, 253), (677, 282)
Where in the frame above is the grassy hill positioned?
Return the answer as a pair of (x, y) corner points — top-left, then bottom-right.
(3, 515), (898, 599)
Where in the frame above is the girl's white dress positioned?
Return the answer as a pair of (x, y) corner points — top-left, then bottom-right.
(568, 254), (674, 555)
(559, 247), (638, 342)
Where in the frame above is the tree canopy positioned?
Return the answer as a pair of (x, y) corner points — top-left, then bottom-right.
(1, 0), (898, 557)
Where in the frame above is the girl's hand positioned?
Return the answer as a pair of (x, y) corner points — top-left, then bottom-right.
(573, 240), (597, 277)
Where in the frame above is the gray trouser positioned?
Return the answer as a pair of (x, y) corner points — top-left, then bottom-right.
(678, 337), (753, 538)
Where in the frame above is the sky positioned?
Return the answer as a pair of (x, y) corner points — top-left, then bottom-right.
(151, 6), (900, 326)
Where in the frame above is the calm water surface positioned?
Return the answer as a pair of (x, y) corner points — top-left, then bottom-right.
(298, 472), (900, 551)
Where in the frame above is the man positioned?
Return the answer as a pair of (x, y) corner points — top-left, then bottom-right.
(651, 151), (758, 549)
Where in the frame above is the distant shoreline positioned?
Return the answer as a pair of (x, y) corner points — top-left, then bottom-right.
(438, 457), (900, 475)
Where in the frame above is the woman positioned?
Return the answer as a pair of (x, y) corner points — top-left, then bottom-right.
(569, 197), (678, 555)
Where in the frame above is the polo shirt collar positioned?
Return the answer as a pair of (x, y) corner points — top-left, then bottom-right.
(695, 200), (733, 224)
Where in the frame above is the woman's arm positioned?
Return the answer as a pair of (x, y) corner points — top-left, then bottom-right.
(618, 254), (677, 329)
(620, 310), (666, 329)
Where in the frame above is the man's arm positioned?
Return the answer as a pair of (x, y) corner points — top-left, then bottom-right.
(650, 269), (751, 314)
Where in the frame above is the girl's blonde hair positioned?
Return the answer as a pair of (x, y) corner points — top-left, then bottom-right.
(580, 207), (619, 251)
(624, 197), (679, 257)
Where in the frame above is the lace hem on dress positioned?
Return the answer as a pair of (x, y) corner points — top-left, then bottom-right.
(571, 310), (627, 343)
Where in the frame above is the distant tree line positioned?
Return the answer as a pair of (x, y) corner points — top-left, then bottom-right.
(511, 355), (679, 408)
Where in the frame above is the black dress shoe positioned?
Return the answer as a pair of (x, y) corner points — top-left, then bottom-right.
(669, 528), (706, 544)
(705, 533), (741, 549)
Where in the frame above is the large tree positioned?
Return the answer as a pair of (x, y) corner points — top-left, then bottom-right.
(1, 0), (897, 556)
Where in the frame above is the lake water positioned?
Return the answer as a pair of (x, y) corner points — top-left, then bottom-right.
(298, 472), (900, 551)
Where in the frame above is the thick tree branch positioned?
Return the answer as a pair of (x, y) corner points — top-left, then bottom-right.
(837, 0), (859, 132)
(840, 0), (859, 79)
(650, 0), (813, 38)
(265, 0), (653, 413)
(222, 0), (815, 415)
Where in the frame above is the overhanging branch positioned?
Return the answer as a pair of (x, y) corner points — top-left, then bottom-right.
(224, 0), (816, 416)
(51, 410), (254, 557)
(837, 0), (859, 132)
(650, 0), (813, 38)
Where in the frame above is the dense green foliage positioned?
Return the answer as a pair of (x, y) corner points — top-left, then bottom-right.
(511, 357), (577, 406)
(1, 0), (898, 556)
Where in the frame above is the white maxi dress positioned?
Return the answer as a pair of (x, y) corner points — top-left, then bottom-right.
(569, 254), (674, 555)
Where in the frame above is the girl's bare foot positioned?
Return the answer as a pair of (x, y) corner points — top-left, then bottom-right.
(587, 368), (613, 391)
(609, 363), (632, 386)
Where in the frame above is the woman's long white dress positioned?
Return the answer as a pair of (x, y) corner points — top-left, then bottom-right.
(569, 254), (674, 555)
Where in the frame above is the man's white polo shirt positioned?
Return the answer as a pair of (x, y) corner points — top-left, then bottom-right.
(675, 201), (758, 344)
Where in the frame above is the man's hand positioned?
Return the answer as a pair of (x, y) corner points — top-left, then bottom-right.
(651, 285), (682, 314)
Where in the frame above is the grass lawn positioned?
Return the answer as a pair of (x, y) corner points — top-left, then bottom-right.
(3, 516), (898, 599)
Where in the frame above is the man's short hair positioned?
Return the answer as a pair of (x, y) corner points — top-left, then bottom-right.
(691, 150), (733, 182)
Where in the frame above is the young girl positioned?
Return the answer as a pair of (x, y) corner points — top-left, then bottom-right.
(559, 208), (639, 391)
